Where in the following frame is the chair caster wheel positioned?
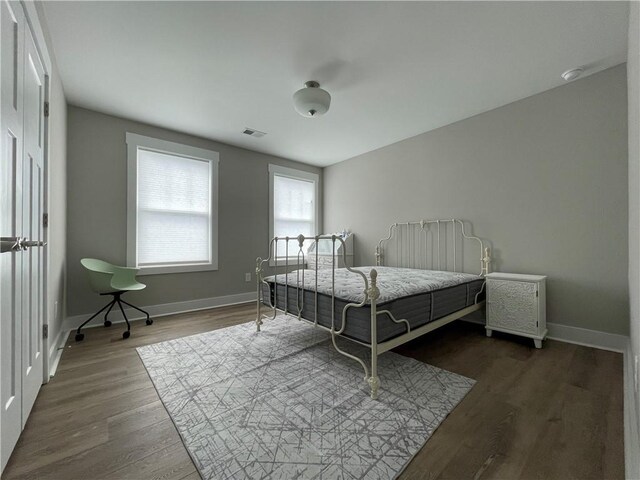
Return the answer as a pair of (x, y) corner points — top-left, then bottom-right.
(146, 319), (153, 325)
(104, 320), (112, 327)
(122, 331), (130, 339)
(75, 333), (84, 342)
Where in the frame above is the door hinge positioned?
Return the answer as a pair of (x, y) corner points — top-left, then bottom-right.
(43, 324), (48, 339)
(43, 213), (49, 228)
(44, 102), (50, 118)
(535, 290), (539, 297)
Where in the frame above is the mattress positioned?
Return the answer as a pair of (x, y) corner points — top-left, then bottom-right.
(262, 266), (485, 344)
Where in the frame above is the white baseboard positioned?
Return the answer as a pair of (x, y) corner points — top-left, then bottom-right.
(461, 317), (628, 353)
(62, 291), (257, 333)
(546, 322), (628, 353)
(624, 339), (640, 480)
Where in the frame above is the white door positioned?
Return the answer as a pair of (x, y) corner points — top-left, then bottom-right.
(0, 0), (46, 470)
(0, 0), (25, 469)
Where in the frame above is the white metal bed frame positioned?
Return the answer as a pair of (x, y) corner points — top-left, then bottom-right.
(255, 219), (491, 400)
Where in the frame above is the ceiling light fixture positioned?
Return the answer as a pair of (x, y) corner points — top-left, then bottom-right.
(293, 81), (331, 118)
(561, 68), (584, 82)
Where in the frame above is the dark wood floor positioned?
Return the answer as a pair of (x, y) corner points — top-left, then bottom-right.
(3, 303), (623, 479)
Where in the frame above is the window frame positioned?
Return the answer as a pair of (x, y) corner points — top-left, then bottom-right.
(126, 132), (219, 275)
(268, 164), (320, 266)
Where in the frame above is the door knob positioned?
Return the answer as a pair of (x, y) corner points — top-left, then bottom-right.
(1, 237), (23, 253)
(21, 239), (46, 249)
(0, 237), (46, 253)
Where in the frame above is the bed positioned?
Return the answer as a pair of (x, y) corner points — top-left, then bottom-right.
(255, 219), (491, 399)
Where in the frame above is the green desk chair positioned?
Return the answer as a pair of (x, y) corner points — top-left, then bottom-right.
(77, 258), (153, 341)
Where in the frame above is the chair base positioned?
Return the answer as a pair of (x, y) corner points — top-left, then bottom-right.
(75, 292), (152, 341)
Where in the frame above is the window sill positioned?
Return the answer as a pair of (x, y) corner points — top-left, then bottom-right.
(136, 262), (218, 276)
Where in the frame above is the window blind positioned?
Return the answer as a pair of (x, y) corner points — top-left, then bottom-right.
(273, 174), (315, 255)
(137, 149), (211, 266)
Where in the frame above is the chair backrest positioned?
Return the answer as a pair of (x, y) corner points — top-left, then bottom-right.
(81, 258), (116, 294)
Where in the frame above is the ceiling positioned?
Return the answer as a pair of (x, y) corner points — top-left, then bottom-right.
(43, 1), (629, 167)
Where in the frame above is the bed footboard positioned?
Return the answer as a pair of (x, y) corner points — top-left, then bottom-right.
(256, 235), (380, 397)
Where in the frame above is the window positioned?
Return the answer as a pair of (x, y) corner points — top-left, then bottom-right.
(126, 133), (218, 274)
(269, 164), (319, 263)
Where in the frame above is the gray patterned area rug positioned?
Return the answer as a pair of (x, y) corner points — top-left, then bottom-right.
(137, 315), (475, 480)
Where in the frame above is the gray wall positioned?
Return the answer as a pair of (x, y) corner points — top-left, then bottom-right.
(35, 2), (67, 363)
(324, 65), (628, 335)
(66, 106), (322, 317)
(627, 2), (640, 477)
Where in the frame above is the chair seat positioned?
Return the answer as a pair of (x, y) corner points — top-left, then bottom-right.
(111, 280), (146, 291)
(81, 258), (146, 294)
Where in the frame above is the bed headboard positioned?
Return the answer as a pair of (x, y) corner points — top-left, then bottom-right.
(375, 219), (491, 276)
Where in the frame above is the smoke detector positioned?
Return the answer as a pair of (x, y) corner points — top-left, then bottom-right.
(561, 68), (584, 82)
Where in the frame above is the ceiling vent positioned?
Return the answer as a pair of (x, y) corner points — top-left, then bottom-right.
(242, 128), (266, 138)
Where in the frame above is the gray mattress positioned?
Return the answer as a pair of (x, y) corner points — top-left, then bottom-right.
(261, 268), (484, 344)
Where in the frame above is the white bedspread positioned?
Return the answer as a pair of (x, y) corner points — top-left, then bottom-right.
(264, 266), (482, 304)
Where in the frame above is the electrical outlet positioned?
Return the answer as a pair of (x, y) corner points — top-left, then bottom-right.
(245, 273), (251, 282)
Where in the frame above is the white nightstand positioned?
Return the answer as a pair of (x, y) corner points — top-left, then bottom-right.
(486, 273), (547, 349)
(307, 233), (354, 270)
